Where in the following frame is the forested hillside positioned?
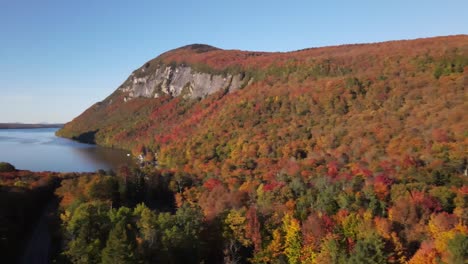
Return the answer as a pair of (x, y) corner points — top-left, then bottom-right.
(58, 36), (467, 173)
(55, 36), (468, 263)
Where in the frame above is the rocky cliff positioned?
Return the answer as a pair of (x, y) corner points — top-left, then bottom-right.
(119, 65), (245, 101)
(108, 44), (252, 103)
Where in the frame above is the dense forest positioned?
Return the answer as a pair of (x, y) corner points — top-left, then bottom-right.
(8, 36), (468, 263)
(53, 163), (467, 263)
(2, 157), (467, 263)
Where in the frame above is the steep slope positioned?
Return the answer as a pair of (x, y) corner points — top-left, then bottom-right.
(58, 36), (467, 175)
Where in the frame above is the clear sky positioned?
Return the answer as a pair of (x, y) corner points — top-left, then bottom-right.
(1, 0), (467, 123)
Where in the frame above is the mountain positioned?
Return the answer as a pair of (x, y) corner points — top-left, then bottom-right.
(54, 36), (468, 263)
(58, 36), (467, 173)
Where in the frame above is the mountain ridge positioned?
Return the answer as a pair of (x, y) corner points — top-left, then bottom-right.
(58, 35), (467, 175)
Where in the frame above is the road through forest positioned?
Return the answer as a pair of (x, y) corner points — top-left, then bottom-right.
(21, 200), (56, 264)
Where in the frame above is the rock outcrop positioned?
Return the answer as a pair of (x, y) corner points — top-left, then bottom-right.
(119, 65), (245, 101)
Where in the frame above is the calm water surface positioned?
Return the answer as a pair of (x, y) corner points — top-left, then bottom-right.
(0, 128), (133, 172)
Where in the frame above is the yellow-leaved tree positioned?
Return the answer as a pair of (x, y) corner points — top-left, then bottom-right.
(283, 213), (302, 264)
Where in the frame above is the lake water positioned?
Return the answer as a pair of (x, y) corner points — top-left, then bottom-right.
(0, 128), (133, 172)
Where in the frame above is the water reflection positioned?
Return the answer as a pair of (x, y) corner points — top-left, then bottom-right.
(71, 145), (133, 171)
(0, 128), (133, 172)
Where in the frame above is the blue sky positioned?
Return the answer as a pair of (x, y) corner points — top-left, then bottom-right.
(0, 0), (466, 123)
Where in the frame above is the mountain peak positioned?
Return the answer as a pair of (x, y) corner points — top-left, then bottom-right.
(176, 44), (220, 53)
(159, 44), (220, 59)
(154, 44), (222, 65)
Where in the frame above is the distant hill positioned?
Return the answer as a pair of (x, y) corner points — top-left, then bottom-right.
(0, 123), (64, 129)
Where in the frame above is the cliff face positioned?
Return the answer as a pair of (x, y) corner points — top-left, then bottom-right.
(119, 65), (245, 101)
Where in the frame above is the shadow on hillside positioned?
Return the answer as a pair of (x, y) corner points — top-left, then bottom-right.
(72, 130), (98, 144)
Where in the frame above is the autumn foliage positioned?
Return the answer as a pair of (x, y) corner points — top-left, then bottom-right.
(53, 36), (468, 263)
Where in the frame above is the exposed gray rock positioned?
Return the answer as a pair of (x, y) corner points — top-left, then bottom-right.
(119, 65), (246, 102)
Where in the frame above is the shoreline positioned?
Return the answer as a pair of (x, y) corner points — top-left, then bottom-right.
(0, 124), (64, 129)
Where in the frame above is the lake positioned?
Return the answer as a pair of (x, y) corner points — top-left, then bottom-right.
(0, 128), (133, 172)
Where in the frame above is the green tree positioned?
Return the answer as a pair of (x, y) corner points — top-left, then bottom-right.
(63, 201), (111, 263)
(430, 186), (455, 212)
(134, 203), (158, 248)
(65, 230), (103, 264)
(349, 234), (387, 264)
(101, 221), (139, 264)
(156, 204), (204, 263)
(447, 233), (468, 264)
(315, 234), (347, 264)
